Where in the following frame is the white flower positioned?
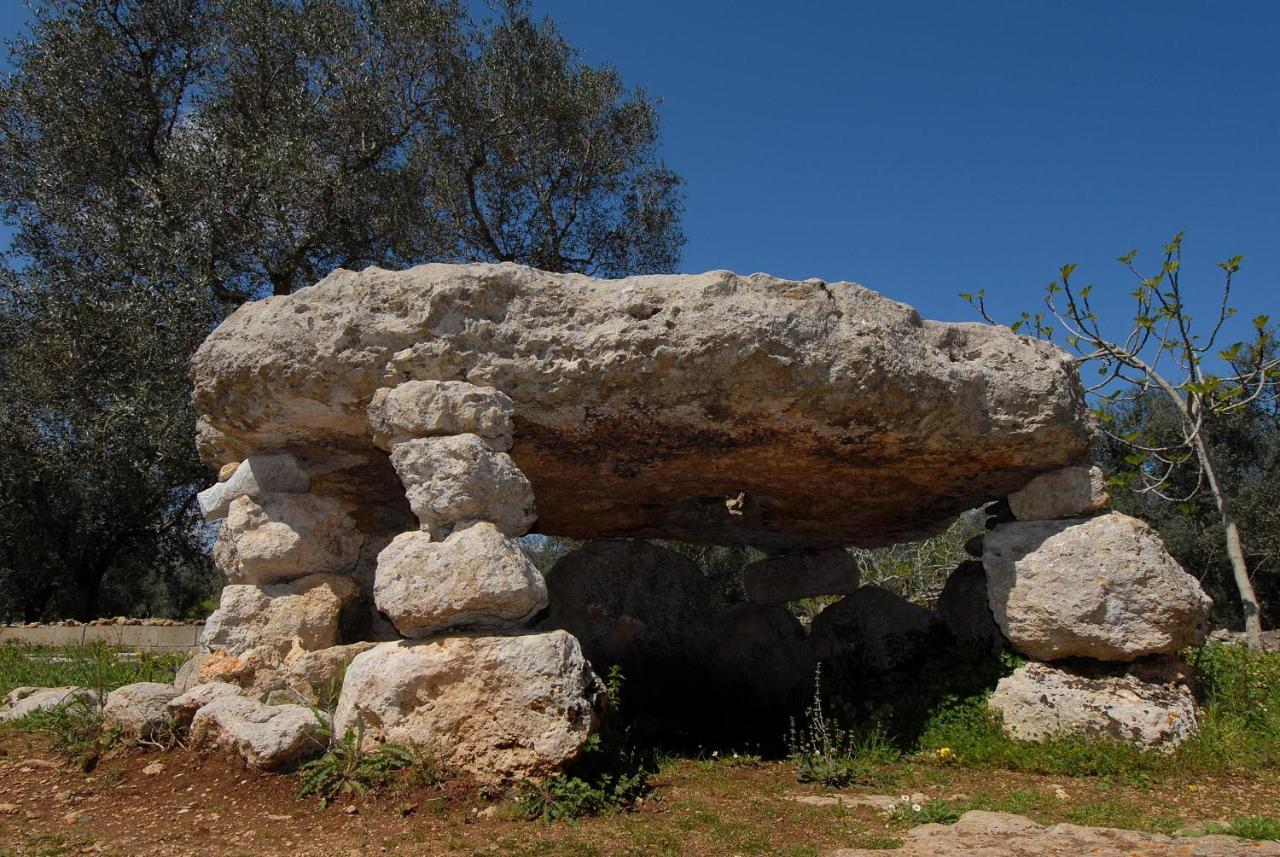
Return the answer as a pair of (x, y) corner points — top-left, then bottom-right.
(912, 803), (922, 812)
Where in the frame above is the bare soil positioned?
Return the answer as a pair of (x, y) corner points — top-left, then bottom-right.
(1, 732), (1277, 856)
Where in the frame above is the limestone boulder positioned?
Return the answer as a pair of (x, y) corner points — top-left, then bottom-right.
(389, 435), (536, 537)
(0, 687), (97, 722)
(189, 696), (329, 769)
(984, 512), (1212, 661)
(102, 682), (180, 741)
(374, 523), (547, 637)
(191, 263), (1091, 550)
(277, 641), (380, 705)
(810, 586), (938, 674)
(742, 548), (860, 605)
(369, 380), (514, 451)
(212, 493), (363, 584)
(165, 682), (243, 729)
(199, 573), (359, 658)
(1008, 465), (1109, 521)
(333, 631), (603, 782)
(936, 561), (1005, 651)
(987, 657), (1198, 748)
(198, 452), (311, 521)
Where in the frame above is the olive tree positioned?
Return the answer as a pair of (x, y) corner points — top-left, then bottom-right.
(0, 0), (685, 619)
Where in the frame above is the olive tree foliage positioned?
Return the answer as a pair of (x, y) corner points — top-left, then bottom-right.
(966, 234), (1278, 648)
(0, 0), (685, 620)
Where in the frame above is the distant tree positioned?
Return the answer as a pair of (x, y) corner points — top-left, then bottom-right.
(966, 234), (1278, 648)
(0, 0), (685, 619)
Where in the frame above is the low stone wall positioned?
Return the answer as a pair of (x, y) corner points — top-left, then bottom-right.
(0, 623), (202, 651)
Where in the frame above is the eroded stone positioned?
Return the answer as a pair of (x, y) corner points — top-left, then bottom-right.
(369, 380), (514, 451)
(374, 524), (547, 637)
(212, 493), (363, 584)
(984, 513), (1212, 661)
(333, 632), (602, 782)
(199, 574), (359, 658)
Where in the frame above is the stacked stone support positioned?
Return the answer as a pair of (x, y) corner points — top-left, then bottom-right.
(980, 466), (1212, 749)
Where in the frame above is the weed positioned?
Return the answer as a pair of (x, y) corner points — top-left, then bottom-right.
(512, 666), (653, 822)
(295, 719), (416, 806)
(1204, 815), (1280, 841)
(0, 642), (184, 698)
(787, 666), (898, 788)
(889, 798), (962, 826)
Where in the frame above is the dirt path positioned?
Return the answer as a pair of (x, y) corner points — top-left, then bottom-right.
(1, 733), (1278, 856)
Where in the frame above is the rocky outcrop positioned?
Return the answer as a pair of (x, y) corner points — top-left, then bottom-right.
(936, 561), (1005, 651)
(1006, 465), (1109, 521)
(188, 697), (329, 769)
(102, 682), (180, 741)
(810, 586), (938, 674)
(987, 657), (1199, 748)
(333, 632), (602, 782)
(374, 524), (547, 637)
(983, 513), (1212, 661)
(707, 604), (814, 714)
(830, 810), (1280, 857)
(212, 493), (363, 585)
(191, 263), (1091, 550)
(742, 549), (860, 605)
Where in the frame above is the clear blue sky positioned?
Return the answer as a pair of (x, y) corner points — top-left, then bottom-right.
(3, 1), (1277, 339)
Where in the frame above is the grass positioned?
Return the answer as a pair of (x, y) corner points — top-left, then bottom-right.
(0, 641), (185, 698)
(1204, 815), (1280, 841)
(296, 719), (422, 806)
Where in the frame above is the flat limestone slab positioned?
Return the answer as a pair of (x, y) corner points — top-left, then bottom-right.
(829, 810), (1280, 856)
(191, 263), (1090, 549)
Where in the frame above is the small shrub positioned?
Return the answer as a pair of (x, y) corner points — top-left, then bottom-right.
(788, 666), (898, 788)
(296, 720), (415, 806)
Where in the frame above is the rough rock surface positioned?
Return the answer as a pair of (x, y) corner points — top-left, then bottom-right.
(829, 810), (1280, 856)
(742, 549), (860, 605)
(987, 657), (1198, 748)
(276, 641), (380, 704)
(199, 574), (359, 658)
(212, 493), (363, 584)
(810, 586), (938, 674)
(165, 682), (243, 728)
(936, 561), (1005, 650)
(102, 682), (180, 741)
(538, 540), (714, 686)
(369, 380), (514, 451)
(984, 513), (1212, 661)
(198, 452), (311, 520)
(189, 697), (329, 769)
(0, 687), (97, 722)
(191, 263), (1091, 550)
(333, 632), (602, 782)
(1007, 464), (1109, 521)
(374, 523), (547, 636)
(389, 434), (536, 537)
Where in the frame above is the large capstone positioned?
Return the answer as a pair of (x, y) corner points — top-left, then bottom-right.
(191, 263), (1091, 550)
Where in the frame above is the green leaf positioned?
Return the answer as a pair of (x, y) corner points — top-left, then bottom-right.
(1254, 314), (1270, 330)
(1060, 263), (1077, 280)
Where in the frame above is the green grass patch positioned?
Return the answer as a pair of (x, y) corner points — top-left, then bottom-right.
(1203, 815), (1280, 841)
(0, 642), (185, 698)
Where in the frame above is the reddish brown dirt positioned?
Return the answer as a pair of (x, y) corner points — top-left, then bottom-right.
(1, 731), (1278, 856)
